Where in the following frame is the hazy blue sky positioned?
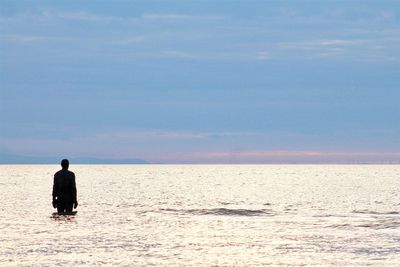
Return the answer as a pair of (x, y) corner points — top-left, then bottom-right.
(1, 0), (399, 163)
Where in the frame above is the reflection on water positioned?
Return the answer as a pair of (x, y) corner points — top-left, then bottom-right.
(50, 212), (78, 222)
(1, 164), (400, 266)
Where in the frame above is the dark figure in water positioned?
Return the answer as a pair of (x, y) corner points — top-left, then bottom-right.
(52, 159), (78, 213)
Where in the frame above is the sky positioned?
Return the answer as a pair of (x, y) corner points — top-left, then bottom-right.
(1, 0), (400, 163)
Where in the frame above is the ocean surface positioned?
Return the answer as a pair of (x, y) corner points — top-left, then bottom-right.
(1, 164), (400, 266)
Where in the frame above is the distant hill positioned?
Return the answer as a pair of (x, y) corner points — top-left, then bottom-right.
(0, 153), (149, 164)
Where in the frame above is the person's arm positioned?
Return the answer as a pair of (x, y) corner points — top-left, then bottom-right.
(52, 175), (57, 208)
(72, 173), (78, 209)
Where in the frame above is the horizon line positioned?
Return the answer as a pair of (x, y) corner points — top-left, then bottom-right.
(1, 162), (400, 165)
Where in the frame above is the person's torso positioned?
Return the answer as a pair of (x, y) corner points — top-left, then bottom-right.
(55, 170), (75, 195)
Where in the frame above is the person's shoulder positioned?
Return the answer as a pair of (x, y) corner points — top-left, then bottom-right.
(67, 170), (75, 176)
(54, 170), (63, 176)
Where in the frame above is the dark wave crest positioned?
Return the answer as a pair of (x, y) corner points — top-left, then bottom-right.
(159, 208), (276, 216)
(352, 210), (399, 215)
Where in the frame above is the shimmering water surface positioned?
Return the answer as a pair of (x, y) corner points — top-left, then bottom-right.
(1, 165), (400, 266)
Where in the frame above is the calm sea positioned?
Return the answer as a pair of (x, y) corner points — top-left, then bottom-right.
(1, 164), (400, 266)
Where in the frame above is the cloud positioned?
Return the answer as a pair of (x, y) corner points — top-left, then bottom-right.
(154, 50), (274, 61)
(41, 10), (120, 22)
(141, 13), (225, 21)
(0, 10), (225, 23)
(108, 36), (145, 45)
(189, 150), (400, 164)
(2, 131), (400, 163)
(95, 130), (259, 141)
(279, 39), (368, 50)
(0, 33), (148, 47)
(0, 34), (74, 44)
(203, 150), (400, 158)
(159, 50), (201, 60)
(118, 50), (273, 61)
(255, 51), (270, 60)
(275, 38), (398, 61)
(0, 130), (261, 160)
(0, 129), (256, 147)
(0, 128), (321, 148)
(0, 34), (47, 43)
(0, 10), (110, 23)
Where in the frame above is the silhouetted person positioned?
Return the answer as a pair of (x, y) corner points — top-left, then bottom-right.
(52, 159), (78, 213)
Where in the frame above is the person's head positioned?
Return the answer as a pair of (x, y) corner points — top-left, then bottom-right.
(61, 159), (69, 169)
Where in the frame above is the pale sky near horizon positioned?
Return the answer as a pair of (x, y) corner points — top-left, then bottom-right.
(1, 0), (400, 163)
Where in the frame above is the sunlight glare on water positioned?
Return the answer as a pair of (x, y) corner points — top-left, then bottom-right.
(1, 165), (400, 266)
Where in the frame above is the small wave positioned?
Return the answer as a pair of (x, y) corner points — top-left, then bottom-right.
(313, 214), (347, 218)
(218, 201), (235, 205)
(357, 220), (399, 230)
(327, 223), (353, 229)
(328, 220), (400, 230)
(159, 208), (275, 216)
(352, 210), (399, 215)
